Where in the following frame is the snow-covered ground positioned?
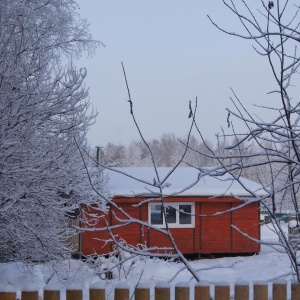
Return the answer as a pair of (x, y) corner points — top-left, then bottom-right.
(0, 223), (294, 299)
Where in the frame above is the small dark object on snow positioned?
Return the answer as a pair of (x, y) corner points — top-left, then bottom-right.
(268, 1), (274, 9)
(106, 271), (113, 279)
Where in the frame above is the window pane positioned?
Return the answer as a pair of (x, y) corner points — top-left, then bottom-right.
(179, 205), (192, 224)
(166, 205), (176, 223)
(151, 205), (163, 224)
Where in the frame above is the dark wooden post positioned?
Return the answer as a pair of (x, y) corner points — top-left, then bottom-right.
(234, 281), (249, 300)
(135, 283), (150, 300)
(194, 282), (210, 300)
(253, 281), (268, 300)
(215, 282), (230, 300)
(273, 280), (287, 300)
(0, 292), (16, 300)
(90, 288), (106, 300)
(66, 288), (82, 300)
(21, 290), (39, 300)
(291, 280), (300, 300)
(114, 283), (130, 300)
(44, 289), (60, 300)
(89, 282), (106, 300)
(175, 282), (189, 300)
(155, 283), (170, 300)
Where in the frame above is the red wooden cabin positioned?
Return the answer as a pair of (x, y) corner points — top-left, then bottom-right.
(81, 167), (264, 256)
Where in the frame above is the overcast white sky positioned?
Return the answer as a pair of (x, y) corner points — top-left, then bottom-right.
(76, 0), (275, 147)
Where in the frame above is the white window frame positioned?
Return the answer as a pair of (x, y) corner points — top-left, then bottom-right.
(148, 202), (195, 228)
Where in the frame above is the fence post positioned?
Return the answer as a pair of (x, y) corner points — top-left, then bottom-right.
(90, 288), (106, 300)
(155, 282), (170, 300)
(253, 281), (268, 300)
(234, 281), (249, 300)
(114, 283), (130, 300)
(291, 280), (300, 300)
(273, 280), (287, 300)
(21, 290), (39, 300)
(66, 288), (82, 300)
(0, 292), (16, 300)
(215, 282), (230, 300)
(135, 283), (150, 300)
(175, 282), (189, 300)
(44, 289), (60, 300)
(194, 281), (210, 300)
(89, 282), (106, 300)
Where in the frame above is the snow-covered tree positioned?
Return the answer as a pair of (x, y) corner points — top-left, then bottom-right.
(83, 1), (300, 283)
(0, 0), (104, 263)
(188, 0), (300, 281)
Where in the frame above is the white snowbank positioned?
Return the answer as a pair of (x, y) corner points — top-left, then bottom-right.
(195, 281), (210, 287)
(155, 282), (170, 288)
(215, 281), (230, 286)
(0, 284), (15, 292)
(0, 224), (293, 300)
(90, 281), (106, 289)
(44, 285), (61, 291)
(0, 263), (45, 292)
(235, 281), (249, 286)
(136, 282), (150, 289)
(253, 280), (268, 285)
(66, 283), (83, 290)
(175, 282), (190, 288)
(114, 282), (130, 289)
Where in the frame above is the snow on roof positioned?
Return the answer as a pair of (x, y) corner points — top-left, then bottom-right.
(105, 167), (266, 198)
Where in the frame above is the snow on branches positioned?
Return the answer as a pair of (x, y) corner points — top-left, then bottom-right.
(0, 0), (104, 263)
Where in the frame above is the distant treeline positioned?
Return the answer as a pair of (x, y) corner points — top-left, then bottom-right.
(96, 134), (295, 210)
(98, 133), (216, 168)
(97, 133), (271, 185)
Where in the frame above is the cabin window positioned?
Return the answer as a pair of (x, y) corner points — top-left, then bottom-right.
(149, 203), (194, 228)
(150, 204), (163, 225)
(179, 204), (192, 224)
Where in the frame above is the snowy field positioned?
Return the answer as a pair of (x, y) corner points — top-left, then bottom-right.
(0, 223), (294, 299)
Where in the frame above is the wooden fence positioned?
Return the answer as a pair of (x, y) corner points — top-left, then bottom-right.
(1, 280), (300, 300)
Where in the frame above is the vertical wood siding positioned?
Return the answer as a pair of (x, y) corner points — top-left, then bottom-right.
(81, 198), (260, 256)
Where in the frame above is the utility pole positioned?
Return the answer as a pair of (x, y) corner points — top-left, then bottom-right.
(95, 145), (102, 167)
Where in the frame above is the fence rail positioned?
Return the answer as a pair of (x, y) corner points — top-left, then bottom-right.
(1, 280), (300, 300)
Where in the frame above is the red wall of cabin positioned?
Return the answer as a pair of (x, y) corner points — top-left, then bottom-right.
(81, 197), (260, 256)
